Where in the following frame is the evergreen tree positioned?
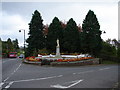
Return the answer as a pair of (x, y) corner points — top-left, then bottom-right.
(13, 39), (19, 51)
(7, 38), (14, 52)
(47, 17), (63, 52)
(63, 18), (80, 53)
(82, 10), (102, 56)
(26, 10), (45, 56)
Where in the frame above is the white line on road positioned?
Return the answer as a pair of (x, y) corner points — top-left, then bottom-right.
(99, 68), (110, 71)
(3, 63), (22, 82)
(73, 73), (76, 75)
(78, 70), (94, 74)
(66, 79), (83, 88)
(72, 70), (94, 75)
(57, 75), (63, 77)
(51, 79), (83, 89)
(13, 63), (22, 73)
(3, 74), (63, 88)
(0, 83), (4, 87)
(6, 75), (63, 83)
(5, 82), (14, 89)
(3, 77), (10, 82)
(4, 75), (62, 89)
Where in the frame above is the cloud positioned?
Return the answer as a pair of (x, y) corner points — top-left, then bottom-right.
(42, 2), (118, 40)
(1, 1), (118, 47)
(1, 11), (29, 46)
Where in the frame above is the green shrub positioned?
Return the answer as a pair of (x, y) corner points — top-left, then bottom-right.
(99, 54), (120, 63)
(38, 48), (50, 55)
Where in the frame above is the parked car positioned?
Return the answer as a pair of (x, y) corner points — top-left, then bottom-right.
(19, 54), (24, 58)
(9, 52), (17, 58)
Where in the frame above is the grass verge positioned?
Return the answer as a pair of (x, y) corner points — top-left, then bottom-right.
(101, 60), (119, 64)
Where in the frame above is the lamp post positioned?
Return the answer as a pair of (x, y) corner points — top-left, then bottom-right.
(19, 29), (25, 59)
(101, 30), (106, 34)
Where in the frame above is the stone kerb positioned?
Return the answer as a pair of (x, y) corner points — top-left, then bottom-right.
(50, 58), (100, 66)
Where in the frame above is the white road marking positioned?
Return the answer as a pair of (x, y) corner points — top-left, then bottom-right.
(57, 75), (63, 77)
(73, 73), (76, 75)
(4, 77), (10, 82)
(3, 74), (63, 88)
(51, 79), (83, 89)
(66, 79), (83, 88)
(6, 75), (63, 83)
(51, 84), (67, 89)
(3, 63), (22, 82)
(13, 63), (22, 73)
(5, 82), (14, 89)
(0, 82), (4, 87)
(4, 75), (61, 89)
(99, 68), (110, 71)
(78, 70), (94, 74)
(72, 70), (94, 75)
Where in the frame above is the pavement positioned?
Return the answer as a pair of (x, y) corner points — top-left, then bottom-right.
(1, 58), (119, 89)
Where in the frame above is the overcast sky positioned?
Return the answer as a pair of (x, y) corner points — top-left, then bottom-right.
(0, 0), (119, 46)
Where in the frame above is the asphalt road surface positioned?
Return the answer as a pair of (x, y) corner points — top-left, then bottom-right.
(1, 58), (119, 89)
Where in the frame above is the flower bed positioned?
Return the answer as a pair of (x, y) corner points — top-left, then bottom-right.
(25, 56), (94, 63)
(26, 56), (41, 61)
(56, 57), (94, 62)
(51, 58), (99, 66)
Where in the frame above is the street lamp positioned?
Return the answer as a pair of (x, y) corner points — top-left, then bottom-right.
(19, 29), (25, 59)
(101, 30), (106, 34)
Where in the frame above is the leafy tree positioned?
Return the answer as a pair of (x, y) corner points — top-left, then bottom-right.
(47, 17), (63, 52)
(117, 41), (120, 58)
(2, 41), (8, 58)
(117, 47), (120, 58)
(81, 10), (102, 56)
(7, 38), (14, 52)
(106, 38), (111, 44)
(112, 39), (120, 49)
(62, 18), (80, 53)
(13, 39), (19, 51)
(101, 41), (116, 56)
(26, 10), (45, 56)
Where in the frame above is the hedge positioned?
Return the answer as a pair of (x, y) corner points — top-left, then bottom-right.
(99, 54), (120, 63)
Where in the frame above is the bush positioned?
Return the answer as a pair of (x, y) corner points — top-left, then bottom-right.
(38, 48), (50, 55)
(117, 47), (120, 58)
(99, 54), (120, 63)
(41, 59), (51, 65)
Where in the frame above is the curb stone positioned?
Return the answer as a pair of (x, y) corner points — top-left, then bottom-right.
(23, 59), (41, 65)
(111, 82), (120, 90)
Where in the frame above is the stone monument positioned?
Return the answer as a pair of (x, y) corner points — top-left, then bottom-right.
(55, 39), (62, 58)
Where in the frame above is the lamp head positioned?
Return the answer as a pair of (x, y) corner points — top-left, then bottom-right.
(103, 31), (106, 33)
(19, 30), (21, 32)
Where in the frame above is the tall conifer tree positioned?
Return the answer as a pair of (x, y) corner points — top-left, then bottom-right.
(26, 10), (45, 56)
(82, 10), (102, 56)
(47, 17), (63, 52)
(63, 18), (79, 53)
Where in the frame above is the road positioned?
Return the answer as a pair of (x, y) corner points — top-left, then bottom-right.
(1, 58), (119, 89)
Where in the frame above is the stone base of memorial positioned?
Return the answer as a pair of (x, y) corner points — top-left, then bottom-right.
(50, 58), (100, 66)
